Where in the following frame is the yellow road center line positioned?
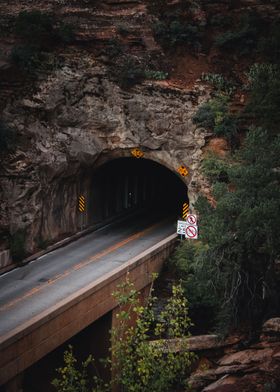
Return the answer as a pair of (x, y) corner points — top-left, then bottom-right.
(0, 221), (162, 312)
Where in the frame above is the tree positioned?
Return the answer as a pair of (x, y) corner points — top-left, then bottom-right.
(52, 279), (195, 392)
(173, 128), (280, 332)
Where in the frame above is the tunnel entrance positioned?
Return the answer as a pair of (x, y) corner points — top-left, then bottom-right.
(88, 158), (188, 224)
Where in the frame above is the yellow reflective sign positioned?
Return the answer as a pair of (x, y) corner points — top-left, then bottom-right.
(131, 148), (144, 159)
(177, 165), (188, 177)
(78, 195), (86, 212)
(182, 202), (189, 220)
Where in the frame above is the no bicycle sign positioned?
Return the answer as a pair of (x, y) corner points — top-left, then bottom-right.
(185, 225), (198, 239)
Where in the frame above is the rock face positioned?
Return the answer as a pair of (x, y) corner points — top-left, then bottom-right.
(0, 56), (209, 255)
(0, 0), (212, 258)
(189, 319), (280, 392)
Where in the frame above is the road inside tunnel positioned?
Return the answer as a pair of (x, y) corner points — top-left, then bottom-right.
(88, 157), (188, 224)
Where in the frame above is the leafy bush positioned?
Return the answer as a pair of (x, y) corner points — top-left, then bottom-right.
(201, 154), (229, 183)
(144, 70), (168, 80)
(53, 279), (195, 392)
(171, 129), (280, 332)
(215, 12), (265, 54)
(201, 73), (235, 95)
(153, 20), (203, 50)
(170, 241), (224, 331)
(193, 96), (238, 144)
(245, 63), (280, 132)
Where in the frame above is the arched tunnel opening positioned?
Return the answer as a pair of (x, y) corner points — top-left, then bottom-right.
(88, 157), (188, 224)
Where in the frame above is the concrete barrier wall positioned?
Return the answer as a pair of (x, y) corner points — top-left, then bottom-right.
(0, 234), (177, 386)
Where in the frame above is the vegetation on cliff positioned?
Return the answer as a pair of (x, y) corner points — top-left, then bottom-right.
(52, 279), (195, 392)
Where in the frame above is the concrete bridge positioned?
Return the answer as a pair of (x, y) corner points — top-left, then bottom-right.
(0, 214), (178, 392)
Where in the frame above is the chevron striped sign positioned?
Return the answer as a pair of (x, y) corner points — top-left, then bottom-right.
(78, 195), (86, 212)
(182, 202), (189, 220)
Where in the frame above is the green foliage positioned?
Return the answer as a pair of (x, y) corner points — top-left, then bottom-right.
(170, 241), (223, 329)
(201, 154), (229, 183)
(52, 346), (109, 392)
(193, 96), (238, 144)
(201, 73), (235, 96)
(144, 70), (168, 80)
(52, 279), (195, 392)
(111, 280), (195, 392)
(0, 121), (16, 152)
(172, 128), (280, 332)
(245, 63), (280, 133)
(214, 12), (265, 54)
(10, 230), (26, 262)
(154, 20), (203, 50)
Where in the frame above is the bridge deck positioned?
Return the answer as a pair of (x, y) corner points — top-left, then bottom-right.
(0, 214), (177, 386)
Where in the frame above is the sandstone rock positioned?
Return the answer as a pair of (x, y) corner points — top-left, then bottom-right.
(262, 318), (280, 334)
(219, 348), (274, 367)
(202, 375), (238, 392)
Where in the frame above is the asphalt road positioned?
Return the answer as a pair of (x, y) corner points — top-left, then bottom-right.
(0, 213), (176, 338)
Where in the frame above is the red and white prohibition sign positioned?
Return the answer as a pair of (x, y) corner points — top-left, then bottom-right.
(185, 225), (198, 239)
(186, 214), (197, 225)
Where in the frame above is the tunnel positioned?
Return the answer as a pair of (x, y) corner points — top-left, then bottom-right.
(87, 157), (188, 224)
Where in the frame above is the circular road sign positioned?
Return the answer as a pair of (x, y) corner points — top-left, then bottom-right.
(186, 225), (198, 239)
(187, 214), (197, 225)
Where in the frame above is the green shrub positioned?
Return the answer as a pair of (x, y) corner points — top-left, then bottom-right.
(172, 128), (280, 333)
(201, 154), (229, 183)
(52, 279), (195, 392)
(201, 73), (236, 96)
(193, 96), (238, 144)
(193, 96), (228, 128)
(153, 20), (203, 50)
(245, 63), (280, 132)
(214, 12), (265, 54)
(144, 70), (168, 80)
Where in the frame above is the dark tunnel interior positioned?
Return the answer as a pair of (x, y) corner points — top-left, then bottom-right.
(88, 158), (188, 223)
